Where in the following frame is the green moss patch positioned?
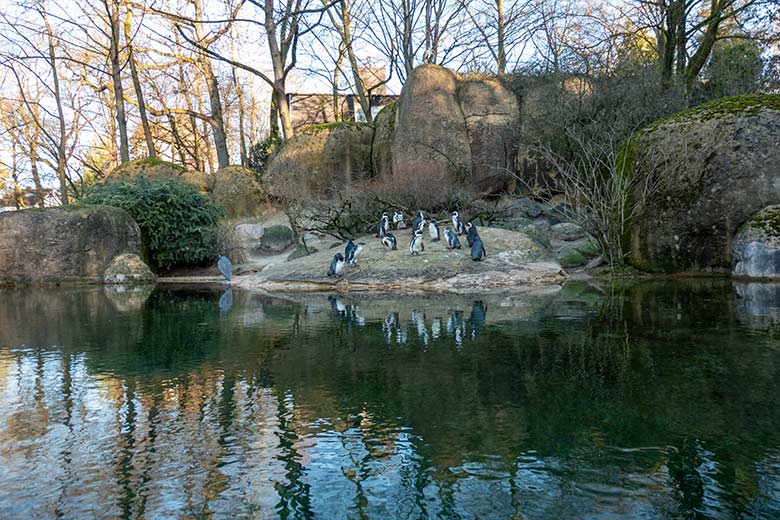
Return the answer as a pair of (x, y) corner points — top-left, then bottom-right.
(300, 121), (370, 134)
(750, 206), (780, 238)
(644, 94), (780, 132)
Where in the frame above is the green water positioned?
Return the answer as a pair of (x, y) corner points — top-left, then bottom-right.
(1, 281), (779, 519)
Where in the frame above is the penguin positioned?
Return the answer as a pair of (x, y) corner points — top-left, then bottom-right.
(444, 226), (462, 250)
(376, 212), (390, 238)
(452, 211), (466, 235)
(381, 233), (397, 251)
(412, 211), (425, 233)
(392, 210), (406, 229)
(429, 219), (441, 242)
(327, 252), (346, 277)
(409, 229), (424, 256)
(413, 215), (426, 235)
(345, 240), (365, 266)
(465, 222), (481, 248)
(471, 236), (486, 261)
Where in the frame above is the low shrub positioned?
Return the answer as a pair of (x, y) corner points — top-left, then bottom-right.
(81, 177), (224, 270)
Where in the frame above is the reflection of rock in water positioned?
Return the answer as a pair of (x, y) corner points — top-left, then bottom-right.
(735, 282), (780, 330)
(104, 284), (154, 313)
(219, 288), (234, 313)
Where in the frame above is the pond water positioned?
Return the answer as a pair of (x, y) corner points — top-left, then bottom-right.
(1, 281), (780, 519)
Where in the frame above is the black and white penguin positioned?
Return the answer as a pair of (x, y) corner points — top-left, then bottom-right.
(327, 252), (346, 276)
(381, 233), (397, 251)
(470, 236), (486, 261)
(413, 216), (426, 235)
(376, 212), (390, 238)
(345, 240), (365, 266)
(452, 211), (466, 235)
(465, 222), (481, 248)
(409, 229), (424, 256)
(392, 210), (406, 229)
(412, 211), (425, 232)
(429, 219), (441, 242)
(444, 226), (462, 250)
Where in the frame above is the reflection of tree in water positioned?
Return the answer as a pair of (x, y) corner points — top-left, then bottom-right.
(2, 283), (780, 517)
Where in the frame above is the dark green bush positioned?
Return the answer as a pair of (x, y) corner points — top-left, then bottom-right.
(81, 177), (224, 269)
(247, 135), (283, 176)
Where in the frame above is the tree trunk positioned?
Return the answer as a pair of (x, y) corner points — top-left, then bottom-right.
(193, 0), (230, 168)
(124, 7), (156, 159)
(497, 0), (506, 74)
(42, 9), (70, 204)
(264, 0), (295, 140)
(107, 0), (130, 163)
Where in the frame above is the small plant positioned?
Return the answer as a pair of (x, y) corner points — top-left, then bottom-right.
(81, 177), (224, 270)
(248, 135), (284, 177)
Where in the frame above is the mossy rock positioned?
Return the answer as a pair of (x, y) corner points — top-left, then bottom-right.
(109, 158), (214, 193)
(212, 165), (264, 218)
(629, 94), (780, 273)
(556, 246), (587, 268)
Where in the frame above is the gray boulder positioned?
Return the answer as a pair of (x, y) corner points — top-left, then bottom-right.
(258, 225), (294, 254)
(629, 94), (780, 273)
(550, 222), (586, 242)
(0, 207), (143, 285)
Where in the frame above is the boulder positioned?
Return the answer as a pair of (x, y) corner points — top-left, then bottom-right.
(459, 77), (520, 193)
(0, 207), (143, 285)
(732, 205), (780, 278)
(372, 102), (396, 179)
(392, 64), (472, 184)
(556, 246), (587, 268)
(103, 253), (155, 284)
(629, 94), (780, 273)
(212, 166), (264, 218)
(265, 122), (374, 201)
(258, 225), (294, 254)
(550, 222), (586, 242)
(109, 158), (214, 193)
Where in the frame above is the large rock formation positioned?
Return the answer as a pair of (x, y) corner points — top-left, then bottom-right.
(459, 77), (520, 193)
(0, 207), (144, 285)
(732, 205), (780, 278)
(265, 122), (374, 200)
(212, 165), (264, 218)
(629, 94), (780, 273)
(391, 65), (472, 184)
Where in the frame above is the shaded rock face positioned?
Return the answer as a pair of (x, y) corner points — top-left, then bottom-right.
(459, 78), (520, 193)
(372, 102), (396, 179)
(212, 166), (264, 218)
(257, 225), (294, 254)
(103, 253), (155, 284)
(732, 205), (780, 278)
(629, 96), (780, 273)
(266, 123), (373, 200)
(392, 65), (472, 185)
(0, 207), (143, 285)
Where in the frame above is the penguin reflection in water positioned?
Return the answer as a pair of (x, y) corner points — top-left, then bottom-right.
(327, 252), (345, 277)
(409, 229), (425, 256)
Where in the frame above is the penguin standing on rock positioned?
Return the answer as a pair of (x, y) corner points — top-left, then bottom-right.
(382, 233), (397, 251)
(327, 252), (346, 276)
(376, 212), (390, 238)
(429, 219), (441, 242)
(444, 226), (462, 250)
(471, 236), (486, 261)
(409, 229), (425, 256)
(452, 211), (466, 235)
(465, 222), (481, 248)
(345, 240), (365, 267)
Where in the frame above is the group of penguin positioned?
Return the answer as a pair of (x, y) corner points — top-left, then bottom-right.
(328, 210), (486, 277)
